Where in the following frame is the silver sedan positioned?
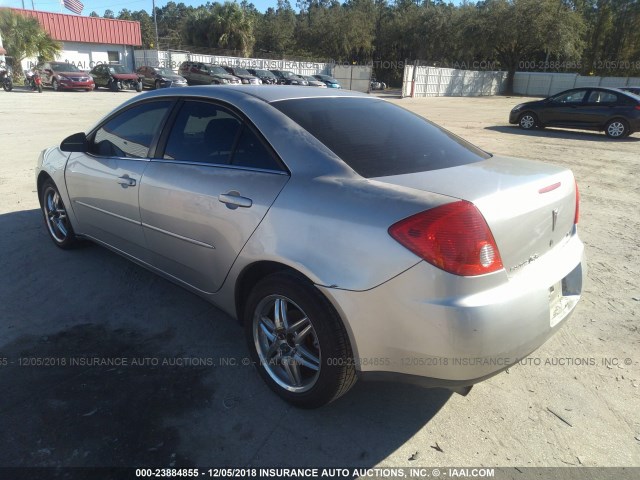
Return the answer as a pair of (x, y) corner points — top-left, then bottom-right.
(36, 86), (585, 408)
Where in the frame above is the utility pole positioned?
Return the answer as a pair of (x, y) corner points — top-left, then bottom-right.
(152, 0), (160, 50)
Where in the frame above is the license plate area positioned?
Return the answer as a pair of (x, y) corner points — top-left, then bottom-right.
(549, 264), (582, 327)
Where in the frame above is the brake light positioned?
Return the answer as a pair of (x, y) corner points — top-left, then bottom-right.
(574, 180), (580, 225)
(635, 105), (640, 111)
(388, 201), (504, 276)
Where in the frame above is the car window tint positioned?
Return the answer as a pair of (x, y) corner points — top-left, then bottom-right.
(231, 126), (281, 171)
(163, 101), (241, 164)
(554, 90), (586, 103)
(89, 101), (172, 158)
(588, 91), (617, 103)
(272, 97), (489, 178)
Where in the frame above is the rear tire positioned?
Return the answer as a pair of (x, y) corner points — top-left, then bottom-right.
(518, 112), (538, 130)
(244, 272), (357, 408)
(135, 81), (142, 92)
(155, 80), (161, 90)
(51, 79), (59, 91)
(605, 118), (629, 138)
(109, 79), (119, 92)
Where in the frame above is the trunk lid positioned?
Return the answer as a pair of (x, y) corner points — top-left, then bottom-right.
(374, 156), (578, 277)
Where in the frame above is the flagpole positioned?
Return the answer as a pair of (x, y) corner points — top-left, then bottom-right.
(152, 0), (159, 51)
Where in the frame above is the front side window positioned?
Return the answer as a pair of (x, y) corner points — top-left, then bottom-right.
(89, 101), (172, 158)
(553, 90), (587, 104)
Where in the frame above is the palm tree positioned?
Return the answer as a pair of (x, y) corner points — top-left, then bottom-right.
(212, 2), (255, 57)
(0, 10), (61, 79)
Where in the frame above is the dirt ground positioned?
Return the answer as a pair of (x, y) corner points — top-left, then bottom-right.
(0, 87), (638, 471)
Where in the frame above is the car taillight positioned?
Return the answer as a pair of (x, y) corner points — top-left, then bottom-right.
(574, 180), (580, 225)
(388, 200), (503, 277)
(635, 105), (640, 111)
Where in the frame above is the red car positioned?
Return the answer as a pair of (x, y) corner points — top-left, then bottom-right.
(39, 62), (94, 91)
(90, 63), (142, 92)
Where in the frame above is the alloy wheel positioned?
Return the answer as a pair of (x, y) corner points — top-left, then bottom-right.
(606, 121), (626, 138)
(43, 186), (70, 244)
(519, 113), (536, 129)
(253, 295), (321, 393)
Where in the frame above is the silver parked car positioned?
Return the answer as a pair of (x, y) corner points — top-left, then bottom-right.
(36, 87), (585, 408)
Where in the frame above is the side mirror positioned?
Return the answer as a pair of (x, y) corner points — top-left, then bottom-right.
(60, 132), (88, 152)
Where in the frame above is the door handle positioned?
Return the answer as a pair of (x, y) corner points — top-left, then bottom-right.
(218, 191), (252, 209)
(117, 176), (136, 187)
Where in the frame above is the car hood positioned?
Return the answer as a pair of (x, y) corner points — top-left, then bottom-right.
(212, 73), (238, 80)
(57, 71), (90, 77)
(161, 74), (185, 81)
(110, 73), (139, 80)
(514, 99), (547, 109)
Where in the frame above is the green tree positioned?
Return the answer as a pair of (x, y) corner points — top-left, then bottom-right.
(461, 0), (585, 93)
(118, 9), (155, 48)
(256, 0), (297, 56)
(0, 9), (61, 79)
(213, 2), (256, 56)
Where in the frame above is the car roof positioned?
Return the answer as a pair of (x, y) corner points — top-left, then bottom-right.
(123, 85), (369, 108)
(213, 85), (367, 103)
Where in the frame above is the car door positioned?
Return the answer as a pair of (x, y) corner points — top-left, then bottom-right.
(584, 90), (629, 127)
(65, 99), (174, 261)
(138, 99), (289, 293)
(540, 89), (589, 127)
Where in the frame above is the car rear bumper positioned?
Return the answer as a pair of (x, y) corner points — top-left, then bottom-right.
(319, 231), (585, 386)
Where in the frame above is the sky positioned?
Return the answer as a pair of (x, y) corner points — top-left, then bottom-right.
(0, 0), (278, 15)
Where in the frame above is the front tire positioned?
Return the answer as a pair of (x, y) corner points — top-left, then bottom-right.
(109, 79), (119, 92)
(605, 118), (629, 138)
(244, 272), (357, 408)
(518, 112), (537, 130)
(51, 79), (59, 91)
(135, 81), (142, 92)
(155, 80), (161, 90)
(40, 179), (77, 249)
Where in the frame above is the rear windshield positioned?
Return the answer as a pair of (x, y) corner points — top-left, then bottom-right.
(272, 97), (489, 178)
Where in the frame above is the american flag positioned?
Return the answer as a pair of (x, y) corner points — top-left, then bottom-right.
(61, 0), (83, 14)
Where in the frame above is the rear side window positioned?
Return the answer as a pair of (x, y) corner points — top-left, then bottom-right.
(164, 101), (241, 164)
(162, 100), (282, 171)
(272, 97), (489, 178)
(588, 91), (617, 103)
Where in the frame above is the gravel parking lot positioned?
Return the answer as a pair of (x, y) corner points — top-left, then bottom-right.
(0, 87), (638, 471)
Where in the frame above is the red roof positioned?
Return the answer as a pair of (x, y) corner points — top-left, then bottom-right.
(8, 8), (142, 46)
